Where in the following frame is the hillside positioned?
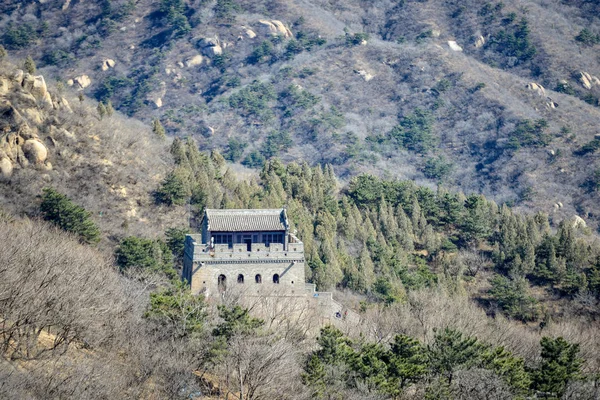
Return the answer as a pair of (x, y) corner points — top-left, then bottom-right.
(2, 1), (600, 399)
(0, 62), (186, 244)
(2, 0), (600, 228)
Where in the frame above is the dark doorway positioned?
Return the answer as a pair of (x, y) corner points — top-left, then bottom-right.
(218, 274), (227, 292)
(273, 274), (280, 284)
(242, 234), (252, 251)
(255, 274), (262, 283)
(238, 274), (244, 284)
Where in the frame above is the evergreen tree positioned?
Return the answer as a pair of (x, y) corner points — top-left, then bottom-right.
(40, 188), (101, 244)
(481, 346), (531, 395)
(427, 328), (483, 384)
(97, 102), (107, 119)
(145, 280), (206, 337)
(531, 337), (583, 399)
(155, 169), (189, 205)
(388, 334), (428, 391)
(116, 236), (175, 276)
(212, 305), (264, 341)
(24, 55), (35, 74)
(105, 99), (114, 117)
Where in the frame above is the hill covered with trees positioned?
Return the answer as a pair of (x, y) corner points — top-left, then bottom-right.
(1, 0), (600, 228)
(1, 1), (600, 399)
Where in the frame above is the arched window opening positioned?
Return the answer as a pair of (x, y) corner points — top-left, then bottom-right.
(273, 274), (280, 284)
(218, 275), (227, 292)
(255, 274), (262, 284)
(237, 274), (244, 284)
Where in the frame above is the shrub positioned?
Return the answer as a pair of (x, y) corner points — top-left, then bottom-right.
(422, 156), (453, 181)
(261, 131), (293, 158)
(24, 56), (36, 75)
(486, 17), (537, 66)
(2, 23), (38, 49)
(228, 81), (276, 122)
(242, 150), (265, 168)
(214, 0), (241, 22)
(489, 275), (538, 321)
(116, 236), (174, 275)
(40, 188), (101, 244)
(345, 32), (369, 46)
(508, 119), (550, 149)
(575, 28), (600, 46)
(155, 170), (189, 205)
(389, 108), (436, 153)
(225, 138), (247, 162)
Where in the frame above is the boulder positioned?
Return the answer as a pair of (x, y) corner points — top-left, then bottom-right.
(0, 78), (9, 96)
(101, 58), (116, 71)
(578, 71), (592, 89)
(242, 26), (256, 38)
(22, 139), (47, 164)
(545, 98), (558, 109)
(199, 37), (223, 57)
(355, 69), (374, 82)
(474, 35), (485, 48)
(74, 75), (91, 89)
(198, 120), (214, 137)
(526, 82), (545, 97)
(185, 54), (204, 68)
(447, 40), (462, 51)
(30, 75), (48, 99)
(572, 215), (587, 229)
(21, 73), (35, 92)
(258, 20), (292, 38)
(271, 20), (292, 38)
(66, 79), (74, 86)
(22, 108), (43, 124)
(13, 70), (24, 85)
(62, 0), (71, 10)
(0, 157), (12, 180)
(53, 96), (73, 113)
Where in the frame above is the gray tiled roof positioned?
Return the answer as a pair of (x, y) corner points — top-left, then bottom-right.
(205, 209), (288, 232)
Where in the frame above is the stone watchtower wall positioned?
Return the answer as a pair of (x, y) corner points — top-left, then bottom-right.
(183, 234), (306, 297)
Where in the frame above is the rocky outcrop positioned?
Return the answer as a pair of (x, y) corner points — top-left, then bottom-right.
(258, 20), (292, 38)
(572, 215), (587, 229)
(185, 54), (204, 68)
(101, 59), (116, 71)
(447, 41), (463, 51)
(526, 82), (545, 97)
(199, 37), (223, 57)
(0, 156), (13, 179)
(73, 75), (91, 89)
(577, 71), (599, 90)
(147, 81), (166, 108)
(354, 69), (374, 82)
(474, 35), (485, 48)
(241, 26), (256, 39)
(22, 139), (47, 164)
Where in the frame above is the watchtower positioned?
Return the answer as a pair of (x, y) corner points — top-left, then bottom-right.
(183, 209), (306, 296)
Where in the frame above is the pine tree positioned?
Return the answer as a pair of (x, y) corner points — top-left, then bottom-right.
(531, 337), (583, 399)
(155, 169), (189, 205)
(97, 102), (107, 119)
(388, 334), (428, 390)
(105, 100), (114, 117)
(145, 280), (207, 338)
(481, 346), (531, 395)
(24, 55), (36, 74)
(40, 188), (101, 244)
(427, 328), (483, 384)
